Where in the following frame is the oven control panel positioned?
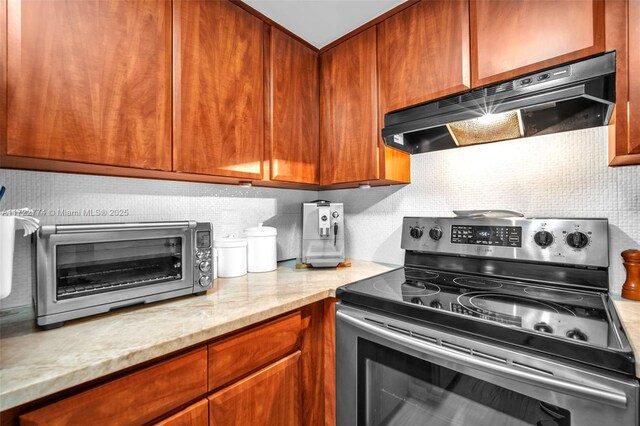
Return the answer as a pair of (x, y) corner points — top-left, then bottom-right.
(402, 217), (608, 268)
(451, 225), (522, 247)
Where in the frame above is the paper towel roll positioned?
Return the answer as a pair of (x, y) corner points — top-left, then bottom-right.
(0, 216), (16, 299)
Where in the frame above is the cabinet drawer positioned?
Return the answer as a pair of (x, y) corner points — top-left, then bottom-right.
(208, 311), (302, 390)
(155, 399), (208, 426)
(20, 348), (208, 426)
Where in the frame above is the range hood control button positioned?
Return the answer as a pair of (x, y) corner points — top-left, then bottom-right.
(520, 77), (532, 85)
(566, 232), (589, 249)
(538, 73), (550, 81)
(534, 231), (554, 248)
(429, 227), (443, 241)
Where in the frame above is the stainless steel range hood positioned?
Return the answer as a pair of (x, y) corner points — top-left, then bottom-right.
(382, 52), (616, 154)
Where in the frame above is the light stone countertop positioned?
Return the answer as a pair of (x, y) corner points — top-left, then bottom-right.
(613, 297), (640, 378)
(0, 259), (399, 412)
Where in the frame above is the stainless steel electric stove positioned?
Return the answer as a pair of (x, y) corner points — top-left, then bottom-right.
(335, 216), (638, 426)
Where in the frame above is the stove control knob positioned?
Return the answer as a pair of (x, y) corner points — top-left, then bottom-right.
(430, 300), (443, 310)
(533, 322), (553, 333)
(410, 297), (424, 305)
(566, 232), (589, 249)
(428, 227), (443, 241)
(409, 226), (424, 239)
(533, 231), (554, 248)
(566, 328), (588, 341)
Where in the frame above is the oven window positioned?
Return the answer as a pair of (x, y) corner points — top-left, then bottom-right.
(55, 238), (183, 299)
(358, 339), (570, 426)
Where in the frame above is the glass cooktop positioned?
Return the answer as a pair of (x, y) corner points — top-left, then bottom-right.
(337, 267), (635, 376)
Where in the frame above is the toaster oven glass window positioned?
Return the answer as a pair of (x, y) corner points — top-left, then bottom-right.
(55, 238), (183, 299)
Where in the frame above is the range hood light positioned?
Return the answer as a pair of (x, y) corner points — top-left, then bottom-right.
(446, 110), (524, 147)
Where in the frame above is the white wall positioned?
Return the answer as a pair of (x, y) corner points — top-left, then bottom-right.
(321, 127), (640, 295)
(1, 127), (638, 309)
(0, 170), (316, 309)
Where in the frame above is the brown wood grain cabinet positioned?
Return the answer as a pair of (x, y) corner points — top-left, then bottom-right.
(173, 0), (264, 179)
(19, 348), (208, 426)
(320, 27), (410, 187)
(470, 0), (605, 87)
(4, 0), (172, 170)
(209, 352), (302, 426)
(320, 28), (379, 185)
(605, 0), (640, 165)
(378, 0), (471, 113)
(154, 399), (209, 426)
(269, 28), (320, 184)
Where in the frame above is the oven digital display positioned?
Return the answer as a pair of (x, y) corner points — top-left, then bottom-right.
(196, 231), (211, 249)
(451, 225), (522, 247)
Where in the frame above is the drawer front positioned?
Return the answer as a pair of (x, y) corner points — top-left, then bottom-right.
(208, 311), (302, 390)
(20, 348), (208, 426)
(155, 399), (209, 426)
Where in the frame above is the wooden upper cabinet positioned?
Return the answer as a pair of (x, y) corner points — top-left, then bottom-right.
(471, 0), (605, 87)
(209, 352), (302, 426)
(628, 0), (640, 157)
(173, 0), (263, 179)
(378, 0), (471, 114)
(269, 29), (319, 184)
(5, 0), (171, 170)
(320, 27), (379, 185)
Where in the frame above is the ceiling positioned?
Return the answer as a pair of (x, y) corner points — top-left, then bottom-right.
(242, 0), (407, 49)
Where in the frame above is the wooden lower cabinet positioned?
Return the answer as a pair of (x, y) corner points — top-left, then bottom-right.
(155, 400), (209, 426)
(209, 352), (302, 426)
(19, 348), (208, 426)
(11, 302), (336, 426)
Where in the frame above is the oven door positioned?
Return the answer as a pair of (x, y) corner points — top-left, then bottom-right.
(336, 303), (639, 426)
(36, 222), (196, 324)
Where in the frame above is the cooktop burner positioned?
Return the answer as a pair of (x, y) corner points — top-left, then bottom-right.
(453, 277), (504, 289)
(337, 266), (633, 375)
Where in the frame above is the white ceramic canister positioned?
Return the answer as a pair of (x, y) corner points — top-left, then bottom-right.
(214, 235), (247, 278)
(244, 223), (277, 273)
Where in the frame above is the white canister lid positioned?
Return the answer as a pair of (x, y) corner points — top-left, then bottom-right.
(244, 223), (277, 237)
(214, 234), (247, 248)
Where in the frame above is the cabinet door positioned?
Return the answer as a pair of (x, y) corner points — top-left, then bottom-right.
(378, 0), (471, 113)
(155, 400), (208, 426)
(628, 0), (640, 155)
(6, 0), (171, 170)
(471, 0), (605, 87)
(209, 352), (302, 426)
(269, 29), (319, 184)
(320, 27), (379, 185)
(174, 0), (263, 179)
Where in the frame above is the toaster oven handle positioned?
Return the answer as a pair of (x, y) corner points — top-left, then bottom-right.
(337, 310), (629, 408)
(41, 221), (197, 235)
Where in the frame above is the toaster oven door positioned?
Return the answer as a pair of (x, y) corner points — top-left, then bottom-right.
(36, 223), (196, 324)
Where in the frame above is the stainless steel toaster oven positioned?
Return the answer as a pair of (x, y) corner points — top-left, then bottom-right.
(35, 221), (213, 329)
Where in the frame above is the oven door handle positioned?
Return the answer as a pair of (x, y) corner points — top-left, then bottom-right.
(337, 311), (628, 408)
(41, 221), (197, 235)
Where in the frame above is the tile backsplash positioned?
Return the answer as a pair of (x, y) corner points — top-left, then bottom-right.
(321, 127), (640, 295)
(1, 126), (638, 309)
(0, 171), (315, 309)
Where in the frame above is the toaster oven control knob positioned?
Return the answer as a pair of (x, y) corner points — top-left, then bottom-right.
(566, 231), (589, 249)
(534, 231), (554, 248)
(198, 275), (212, 287)
(198, 261), (211, 272)
(428, 227), (443, 241)
(409, 226), (424, 239)
(566, 328), (587, 341)
(533, 322), (553, 334)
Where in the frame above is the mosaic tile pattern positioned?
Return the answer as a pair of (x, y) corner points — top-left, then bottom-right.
(0, 170), (316, 308)
(322, 127), (640, 295)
